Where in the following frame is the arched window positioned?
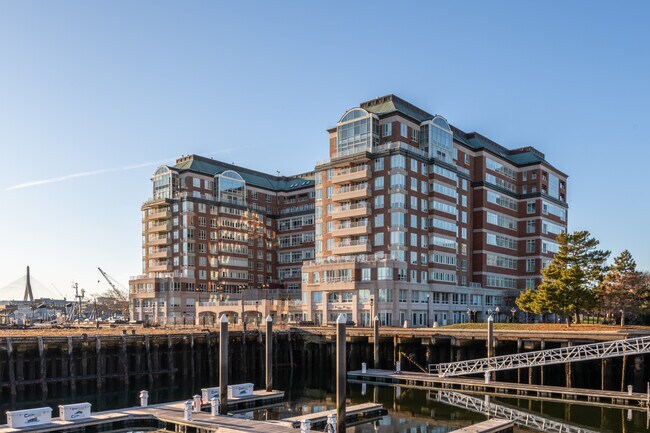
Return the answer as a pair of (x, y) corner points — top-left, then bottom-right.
(421, 116), (453, 162)
(152, 166), (173, 199)
(215, 170), (246, 204)
(339, 108), (369, 123)
(335, 108), (378, 157)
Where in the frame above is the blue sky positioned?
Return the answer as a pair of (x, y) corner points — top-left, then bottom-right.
(0, 1), (648, 299)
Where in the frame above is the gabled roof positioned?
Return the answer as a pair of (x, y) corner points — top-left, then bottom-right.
(172, 155), (314, 192)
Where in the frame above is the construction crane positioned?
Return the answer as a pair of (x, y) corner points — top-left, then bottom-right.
(97, 267), (129, 320)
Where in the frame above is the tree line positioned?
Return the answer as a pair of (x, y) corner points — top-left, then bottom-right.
(516, 230), (650, 325)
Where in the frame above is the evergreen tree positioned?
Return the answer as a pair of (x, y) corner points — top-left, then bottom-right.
(516, 231), (609, 324)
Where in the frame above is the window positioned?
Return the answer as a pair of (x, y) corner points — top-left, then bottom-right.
(193, 178), (201, 188)
(526, 278), (535, 290)
(362, 268), (371, 281)
(410, 159), (418, 172)
(375, 176), (384, 190)
(381, 123), (392, 137)
(390, 231), (405, 246)
(375, 214), (384, 227)
(391, 193), (405, 209)
(527, 200), (536, 214)
(374, 232), (384, 246)
(378, 267), (392, 280)
(526, 220), (536, 234)
(411, 129), (418, 142)
(410, 177), (418, 191)
(400, 123), (408, 137)
(375, 195), (384, 208)
(375, 158), (384, 171)
(390, 173), (406, 189)
(391, 154), (406, 169)
(464, 154), (470, 165)
(526, 239), (535, 253)
(526, 259), (535, 272)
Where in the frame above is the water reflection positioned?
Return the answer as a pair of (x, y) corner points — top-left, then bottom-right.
(2, 367), (649, 433)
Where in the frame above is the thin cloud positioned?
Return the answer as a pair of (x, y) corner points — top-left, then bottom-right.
(5, 147), (243, 191)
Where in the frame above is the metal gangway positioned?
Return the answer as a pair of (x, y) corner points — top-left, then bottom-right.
(436, 390), (599, 433)
(429, 335), (650, 377)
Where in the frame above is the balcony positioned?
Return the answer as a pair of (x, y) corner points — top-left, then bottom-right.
(333, 222), (370, 237)
(149, 262), (172, 272)
(333, 240), (372, 255)
(332, 185), (370, 202)
(331, 166), (369, 184)
(331, 203), (371, 220)
(148, 235), (171, 246)
(148, 209), (171, 220)
(149, 222), (171, 233)
(149, 249), (171, 259)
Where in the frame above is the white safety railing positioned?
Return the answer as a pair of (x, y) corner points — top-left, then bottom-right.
(436, 390), (599, 433)
(429, 335), (650, 377)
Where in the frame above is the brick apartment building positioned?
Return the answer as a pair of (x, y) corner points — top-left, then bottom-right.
(130, 95), (568, 327)
(129, 156), (315, 325)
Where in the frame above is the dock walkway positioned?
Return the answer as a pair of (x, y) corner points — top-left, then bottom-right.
(0, 393), (384, 433)
(0, 390), (286, 433)
(348, 369), (650, 409)
(279, 403), (384, 428)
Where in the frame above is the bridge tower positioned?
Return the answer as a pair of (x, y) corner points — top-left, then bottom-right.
(23, 266), (34, 302)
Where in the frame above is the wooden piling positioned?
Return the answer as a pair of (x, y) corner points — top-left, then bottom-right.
(266, 315), (273, 392)
(120, 335), (129, 385)
(336, 314), (347, 433)
(38, 337), (48, 396)
(95, 336), (103, 390)
(168, 334), (175, 384)
(219, 314), (229, 415)
(7, 337), (16, 397)
(145, 335), (153, 385)
(67, 336), (76, 392)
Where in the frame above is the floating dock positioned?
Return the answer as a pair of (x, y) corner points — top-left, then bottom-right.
(348, 368), (650, 410)
(278, 402), (385, 428)
(0, 393), (384, 433)
(449, 419), (514, 433)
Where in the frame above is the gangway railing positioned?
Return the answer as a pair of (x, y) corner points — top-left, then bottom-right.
(435, 390), (599, 433)
(429, 335), (650, 377)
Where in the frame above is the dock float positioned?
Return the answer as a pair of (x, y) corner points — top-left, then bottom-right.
(0, 390), (286, 433)
(449, 419), (514, 433)
(348, 368), (650, 410)
(278, 403), (385, 428)
(0, 394), (386, 433)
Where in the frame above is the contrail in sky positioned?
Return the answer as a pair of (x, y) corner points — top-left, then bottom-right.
(5, 148), (243, 191)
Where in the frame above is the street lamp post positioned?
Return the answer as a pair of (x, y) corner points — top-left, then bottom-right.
(426, 294), (431, 327)
(495, 306), (500, 323)
(472, 309), (477, 323)
(511, 307), (516, 323)
(466, 308), (471, 324)
(620, 309), (625, 327)
(370, 298), (374, 327)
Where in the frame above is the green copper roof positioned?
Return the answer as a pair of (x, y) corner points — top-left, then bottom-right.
(359, 95), (553, 169)
(173, 155), (314, 191)
(361, 94), (433, 122)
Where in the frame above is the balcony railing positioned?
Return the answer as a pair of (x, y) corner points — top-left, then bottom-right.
(332, 202), (368, 213)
